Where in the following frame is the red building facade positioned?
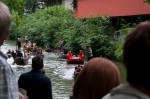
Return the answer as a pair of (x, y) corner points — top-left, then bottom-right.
(73, 0), (150, 18)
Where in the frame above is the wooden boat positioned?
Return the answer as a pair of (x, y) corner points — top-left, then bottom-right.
(44, 44), (52, 52)
(45, 48), (52, 52)
(14, 57), (28, 65)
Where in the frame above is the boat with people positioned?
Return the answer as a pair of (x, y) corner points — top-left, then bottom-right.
(45, 44), (52, 52)
(14, 57), (28, 65)
(67, 50), (84, 64)
(73, 65), (83, 80)
(11, 50), (31, 65)
(58, 48), (68, 59)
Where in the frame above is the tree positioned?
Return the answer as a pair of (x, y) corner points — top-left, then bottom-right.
(24, 0), (37, 13)
(3, 0), (25, 16)
(144, 0), (150, 3)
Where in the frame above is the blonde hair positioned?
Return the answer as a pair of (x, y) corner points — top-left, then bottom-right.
(0, 2), (11, 40)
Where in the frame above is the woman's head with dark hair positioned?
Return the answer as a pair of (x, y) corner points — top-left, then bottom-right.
(73, 57), (120, 99)
(32, 55), (44, 70)
(123, 21), (150, 89)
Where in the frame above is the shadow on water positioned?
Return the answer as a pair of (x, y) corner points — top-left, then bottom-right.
(1, 43), (76, 99)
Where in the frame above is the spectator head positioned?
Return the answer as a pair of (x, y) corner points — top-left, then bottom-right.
(32, 55), (44, 70)
(123, 21), (150, 89)
(73, 57), (120, 99)
(0, 2), (11, 45)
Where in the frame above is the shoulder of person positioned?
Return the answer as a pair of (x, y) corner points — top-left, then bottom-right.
(102, 93), (139, 99)
(19, 72), (30, 77)
(42, 74), (50, 79)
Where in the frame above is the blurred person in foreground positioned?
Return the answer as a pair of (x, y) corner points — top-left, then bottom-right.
(71, 57), (120, 99)
(0, 1), (24, 99)
(103, 21), (150, 99)
(18, 55), (53, 99)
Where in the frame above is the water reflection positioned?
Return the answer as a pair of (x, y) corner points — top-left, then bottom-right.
(1, 43), (75, 99)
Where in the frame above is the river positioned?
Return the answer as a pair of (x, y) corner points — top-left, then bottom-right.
(1, 42), (76, 99)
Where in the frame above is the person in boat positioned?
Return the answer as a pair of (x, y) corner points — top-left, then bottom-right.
(14, 50), (25, 65)
(67, 51), (73, 59)
(73, 65), (82, 81)
(16, 50), (23, 59)
(23, 40), (28, 51)
(78, 50), (84, 59)
(18, 55), (53, 99)
(63, 48), (68, 54)
(58, 47), (68, 59)
(23, 50), (29, 61)
(36, 48), (42, 55)
(6, 49), (12, 58)
(11, 50), (17, 60)
(45, 43), (52, 52)
(32, 43), (37, 55)
(26, 41), (33, 53)
(73, 66), (78, 80)
(72, 57), (120, 99)
(11, 50), (17, 65)
(36, 48), (44, 58)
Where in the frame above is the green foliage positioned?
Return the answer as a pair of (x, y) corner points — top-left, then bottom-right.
(3, 0), (25, 16)
(91, 35), (116, 59)
(83, 17), (116, 59)
(3, 0), (25, 39)
(16, 6), (117, 59)
(9, 10), (25, 39)
(114, 27), (133, 60)
(24, 0), (37, 12)
(18, 6), (74, 46)
(114, 40), (123, 61)
(115, 61), (127, 83)
(61, 16), (116, 58)
(144, 0), (150, 3)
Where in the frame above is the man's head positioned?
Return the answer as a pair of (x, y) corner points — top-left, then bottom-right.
(123, 21), (150, 89)
(32, 55), (44, 70)
(0, 2), (11, 45)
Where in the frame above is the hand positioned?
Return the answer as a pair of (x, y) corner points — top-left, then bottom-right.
(19, 92), (24, 99)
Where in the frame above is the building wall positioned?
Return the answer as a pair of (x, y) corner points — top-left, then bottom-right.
(75, 0), (150, 18)
(62, 0), (73, 10)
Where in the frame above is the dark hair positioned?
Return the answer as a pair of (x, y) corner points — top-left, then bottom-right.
(32, 55), (44, 70)
(123, 21), (150, 89)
